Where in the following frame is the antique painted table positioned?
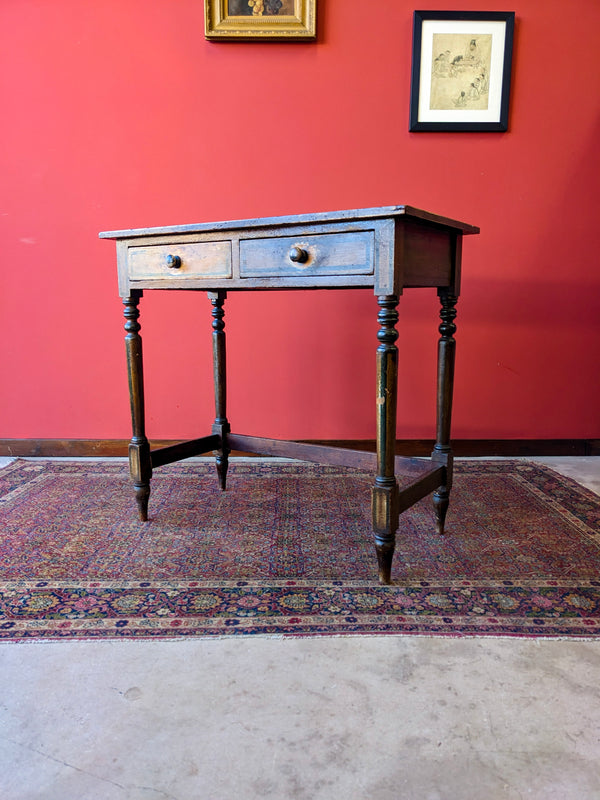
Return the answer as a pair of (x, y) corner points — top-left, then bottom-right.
(100, 206), (479, 584)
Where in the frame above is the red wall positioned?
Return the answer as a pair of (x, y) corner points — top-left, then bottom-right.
(1, 0), (599, 442)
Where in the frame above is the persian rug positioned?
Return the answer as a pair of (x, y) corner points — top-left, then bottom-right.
(0, 458), (598, 640)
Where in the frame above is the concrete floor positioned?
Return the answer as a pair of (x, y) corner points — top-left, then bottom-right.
(0, 457), (599, 800)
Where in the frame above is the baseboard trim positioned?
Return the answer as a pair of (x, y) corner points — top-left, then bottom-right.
(1, 438), (598, 458)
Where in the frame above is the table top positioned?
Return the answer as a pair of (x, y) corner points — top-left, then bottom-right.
(99, 205), (480, 240)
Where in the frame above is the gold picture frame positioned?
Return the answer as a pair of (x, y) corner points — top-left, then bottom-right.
(205, 0), (316, 40)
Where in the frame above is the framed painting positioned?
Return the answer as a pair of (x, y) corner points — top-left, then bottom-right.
(409, 11), (515, 131)
(205, 0), (316, 40)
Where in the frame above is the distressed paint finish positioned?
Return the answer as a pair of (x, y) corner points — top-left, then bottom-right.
(102, 206), (478, 583)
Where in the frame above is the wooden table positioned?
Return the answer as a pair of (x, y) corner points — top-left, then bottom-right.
(100, 206), (479, 584)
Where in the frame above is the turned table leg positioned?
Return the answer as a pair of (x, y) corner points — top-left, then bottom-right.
(431, 290), (458, 534)
(123, 291), (152, 521)
(209, 291), (230, 490)
(372, 295), (401, 585)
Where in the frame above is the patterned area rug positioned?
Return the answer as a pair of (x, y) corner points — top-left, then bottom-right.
(0, 458), (599, 640)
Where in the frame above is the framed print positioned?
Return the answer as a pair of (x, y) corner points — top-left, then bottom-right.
(205, 0), (316, 40)
(409, 11), (515, 131)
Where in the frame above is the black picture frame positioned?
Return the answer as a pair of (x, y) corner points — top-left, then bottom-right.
(409, 10), (515, 132)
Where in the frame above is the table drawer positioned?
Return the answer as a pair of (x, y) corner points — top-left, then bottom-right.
(239, 231), (374, 278)
(128, 240), (232, 280)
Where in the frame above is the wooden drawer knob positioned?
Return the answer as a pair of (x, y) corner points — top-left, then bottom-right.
(166, 254), (182, 269)
(289, 246), (309, 264)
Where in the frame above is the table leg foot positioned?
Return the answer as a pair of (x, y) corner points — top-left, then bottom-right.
(129, 440), (151, 521)
(215, 454), (228, 491)
(433, 487), (449, 535)
(134, 483), (150, 522)
(376, 543), (395, 585)
(372, 481), (399, 585)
